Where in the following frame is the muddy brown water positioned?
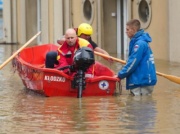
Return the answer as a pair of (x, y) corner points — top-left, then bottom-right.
(0, 44), (180, 134)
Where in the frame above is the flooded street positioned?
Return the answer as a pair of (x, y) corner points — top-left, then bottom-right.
(0, 44), (180, 134)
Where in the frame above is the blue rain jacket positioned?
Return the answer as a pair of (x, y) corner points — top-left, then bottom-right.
(118, 29), (157, 89)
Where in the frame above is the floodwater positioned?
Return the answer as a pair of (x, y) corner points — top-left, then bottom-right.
(0, 44), (180, 134)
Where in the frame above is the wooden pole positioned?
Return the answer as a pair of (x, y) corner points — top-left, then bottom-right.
(94, 51), (180, 85)
(0, 31), (41, 70)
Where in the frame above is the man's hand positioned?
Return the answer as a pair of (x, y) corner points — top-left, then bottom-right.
(57, 36), (65, 45)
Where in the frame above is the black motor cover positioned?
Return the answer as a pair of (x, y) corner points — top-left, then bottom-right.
(73, 47), (95, 71)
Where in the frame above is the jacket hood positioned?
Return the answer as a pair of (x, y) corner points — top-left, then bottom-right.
(134, 29), (152, 43)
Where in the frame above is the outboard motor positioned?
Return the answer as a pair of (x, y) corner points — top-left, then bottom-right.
(73, 47), (95, 71)
(58, 47), (95, 98)
(72, 47), (95, 98)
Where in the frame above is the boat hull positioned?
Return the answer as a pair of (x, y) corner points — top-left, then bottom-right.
(13, 44), (121, 97)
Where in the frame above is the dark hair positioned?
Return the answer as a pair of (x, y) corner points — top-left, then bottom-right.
(126, 19), (141, 31)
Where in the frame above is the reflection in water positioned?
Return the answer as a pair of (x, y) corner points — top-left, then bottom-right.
(7, 94), (126, 133)
(124, 96), (157, 134)
(1, 44), (180, 133)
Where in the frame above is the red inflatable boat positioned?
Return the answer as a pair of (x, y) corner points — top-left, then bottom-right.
(13, 44), (121, 97)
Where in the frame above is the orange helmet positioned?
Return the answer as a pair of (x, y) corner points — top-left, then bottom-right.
(77, 23), (93, 36)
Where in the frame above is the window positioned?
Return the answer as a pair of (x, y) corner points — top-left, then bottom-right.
(138, 0), (149, 23)
(137, 0), (152, 29)
(82, 0), (94, 24)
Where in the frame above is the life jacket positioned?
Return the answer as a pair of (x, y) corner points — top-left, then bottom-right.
(57, 38), (92, 56)
(57, 38), (94, 77)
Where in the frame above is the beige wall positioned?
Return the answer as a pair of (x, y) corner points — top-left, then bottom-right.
(71, 0), (82, 27)
(2, 0), (12, 43)
(16, 0), (26, 44)
(150, 0), (169, 61)
(71, 0), (117, 54)
(26, 0), (38, 45)
(102, 0), (117, 54)
(169, 0), (180, 62)
(132, 0), (169, 61)
(5, 0), (180, 63)
(71, 0), (98, 42)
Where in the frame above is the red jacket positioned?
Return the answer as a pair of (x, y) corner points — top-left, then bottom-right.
(57, 38), (94, 76)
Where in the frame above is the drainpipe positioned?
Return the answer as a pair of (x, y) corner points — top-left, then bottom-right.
(96, 0), (102, 49)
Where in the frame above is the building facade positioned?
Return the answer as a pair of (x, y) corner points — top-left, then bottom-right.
(1, 0), (180, 62)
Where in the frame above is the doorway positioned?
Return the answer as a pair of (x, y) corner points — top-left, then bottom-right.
(117, 0), (129, 60)
(102, 0), (129, 59)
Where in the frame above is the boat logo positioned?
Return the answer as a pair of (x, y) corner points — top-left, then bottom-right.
(44, 75), (66, 82)
(99, 80), (109, 90)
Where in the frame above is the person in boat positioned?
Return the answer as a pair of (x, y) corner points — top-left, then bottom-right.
(45, 28), (94, 78)
(117, 19), (157, 96)
(57, 23), (110, 56)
